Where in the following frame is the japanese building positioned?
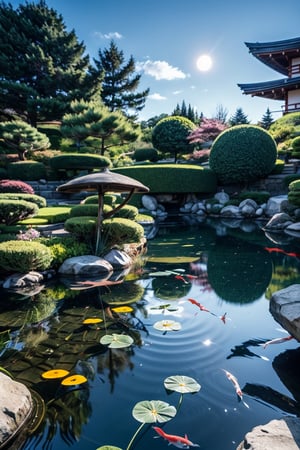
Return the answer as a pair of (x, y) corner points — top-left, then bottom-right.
(238, 37), (300, 114)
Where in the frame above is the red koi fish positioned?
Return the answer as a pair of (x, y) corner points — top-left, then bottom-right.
(188, 298), (217, 316)
(223, 369), (249, 408)
(220, 312), (227, 324)
(264, 247), (300, 258)
(153, 426), (199, 448)
(175, 275), (189, 284)
(263, 335), (294, 349)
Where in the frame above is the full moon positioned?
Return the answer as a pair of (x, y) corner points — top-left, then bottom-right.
(196, 54), (213, 71)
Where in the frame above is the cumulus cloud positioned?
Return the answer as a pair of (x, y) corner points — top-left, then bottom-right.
(148, 93), (167, 100)
(172, 90), (182, 95)
(93, 31), (123, 40)
(136, 60), (187, 80)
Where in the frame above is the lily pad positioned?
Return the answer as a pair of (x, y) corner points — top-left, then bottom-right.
(132, 400), (176, 423)
(41, 369), (70, 380)
(111, 306), (133, 313)
(96, 446), (122, 450)
(164, 375), (201, 394)
(100, 333), (134, 348)
(153, 320), (182, 331)
(61, 374), (87, 386)
(83, 318), (103, 324)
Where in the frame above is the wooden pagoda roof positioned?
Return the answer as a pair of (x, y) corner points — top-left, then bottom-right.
(245, 37), (300, 76)
(238, 76), (300, 100)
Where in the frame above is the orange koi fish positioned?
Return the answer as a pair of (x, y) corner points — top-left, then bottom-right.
(223, 369), (249, 408)
(153, 426), (200, 448)
(188, 298), (216, 316)
(175, 275), (189, 284)
(263, 335), (294, 349)
(220, 312), (227, 324)
(264, 247), (300, 258)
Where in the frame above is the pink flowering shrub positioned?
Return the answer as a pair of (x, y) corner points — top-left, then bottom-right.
(0, 179), (34, 194)
(188, 118), (227, 146)
(17, 228), (40, 241)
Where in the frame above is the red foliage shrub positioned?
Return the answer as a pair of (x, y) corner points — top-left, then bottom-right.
(0, 179), (34, 194)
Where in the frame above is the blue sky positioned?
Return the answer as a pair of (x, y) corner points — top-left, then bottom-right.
(10, 0), (300, 123)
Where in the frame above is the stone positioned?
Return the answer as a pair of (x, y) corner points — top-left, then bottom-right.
(0, 373), (33, 448)
(58, 255), (113, 276)
(141, 194), (158, 211)
(3, 271), (44, 289)
(264, 212), (294, 231)
(236, 416), (300, 450)
(240, 204), (256, 217)
(269, 284), (300, 342)
(220, 205), (241, 217)
(239, 198), (258, 210)
(102, 249), (132, 268)
(265, 195), (289, 217)
(214, 190), (229, 204)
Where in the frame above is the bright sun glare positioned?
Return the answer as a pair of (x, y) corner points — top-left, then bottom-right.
(196, 54), (213, 72)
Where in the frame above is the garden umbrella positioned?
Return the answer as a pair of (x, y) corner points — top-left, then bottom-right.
(57, 169), (149, 255)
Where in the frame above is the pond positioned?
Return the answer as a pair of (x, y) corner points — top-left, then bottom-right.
(1, 216), (300, 450)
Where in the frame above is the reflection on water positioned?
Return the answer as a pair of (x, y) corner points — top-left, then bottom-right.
(0, 219), (300, 450)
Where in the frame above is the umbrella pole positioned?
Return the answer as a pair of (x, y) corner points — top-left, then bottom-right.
(95, 189), (104, 256)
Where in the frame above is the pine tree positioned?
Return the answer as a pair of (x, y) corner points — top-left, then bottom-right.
(229, 107), (250, 126)
(0, 1), (99, 126)
(61, 100), (140, 156)
(92, 40), (149, 119)
(259, 107), (274, 130)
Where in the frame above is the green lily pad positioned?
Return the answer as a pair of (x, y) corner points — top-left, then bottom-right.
(100, 333), (134, 348)
(96, 446), (123, 450)
(153, 320), (182, 331)
(132, 400), (176, 423)
(164, 375), (201, 394)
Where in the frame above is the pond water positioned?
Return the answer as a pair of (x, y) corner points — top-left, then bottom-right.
(1, 217), (300, 450)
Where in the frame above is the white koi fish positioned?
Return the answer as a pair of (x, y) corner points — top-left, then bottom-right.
(223, 369), (249, 408)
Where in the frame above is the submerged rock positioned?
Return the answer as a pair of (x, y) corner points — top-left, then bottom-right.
(270, 284), (300, 342)
(58, 255), (113, 276)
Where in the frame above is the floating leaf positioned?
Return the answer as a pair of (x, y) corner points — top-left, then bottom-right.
(132, 400), (176, 423)
(96, 446), (122, 450)
(83, 318), (103, 324)
(100, 333), (134, 348)
(164, 375), (201, 394)
(41, 369), (70, 380)
(153, 320), (182, 331)
(111, 306), (133, 313)
(61, 374), (87, 386)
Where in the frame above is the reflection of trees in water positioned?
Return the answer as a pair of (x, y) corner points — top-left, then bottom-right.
(207, 237), (273, 304)
(265, 256), (300, 299)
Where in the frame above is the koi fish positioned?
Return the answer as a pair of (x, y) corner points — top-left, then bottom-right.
(263, 335), (294, 349)
(220, 312), (227, 324)
(153, 426), (199, 448)
(223, 369), (249, 408)
(175, 275), (189, 284)
(264, 247), (300, 258)
(188, 298), (216, 316)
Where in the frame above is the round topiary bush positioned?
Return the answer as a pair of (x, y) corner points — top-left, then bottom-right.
(0, 179), (34, 194)
(7, 161), (46, 181)
(288, 179), (300, 206)
(0, 199), (39, 225)
(0, 240), (53, 272)
(209, 125), (277, 184)
(69, 204), (112, 218)
(133, 147), (159, 162)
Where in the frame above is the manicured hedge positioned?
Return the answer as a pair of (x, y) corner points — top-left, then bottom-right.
(112, 164), (217, 194)
(0, 240), (53, 272)
(69, 204), (113, 218)
(288, 179), (300, 206)
(0, 193), (46, 208)
(7, 161), (46, 181)
(49, 153), (111, 170)
(0, 199), (38, 225)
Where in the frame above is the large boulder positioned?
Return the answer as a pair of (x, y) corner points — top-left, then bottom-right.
(270, 284), (300, 341)
(58, 255), (113, 276)
(0, 373), (33, 448)
(265, 195), (289, 217)
(264, 212), (294, 231)
(236, 417), (300, 450)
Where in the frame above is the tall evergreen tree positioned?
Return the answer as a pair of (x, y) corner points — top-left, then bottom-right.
(92, 40), (149, 119)
(0, 1), (99, 126)
(229, 107), (250, 126)
(259, 107), (274, 130)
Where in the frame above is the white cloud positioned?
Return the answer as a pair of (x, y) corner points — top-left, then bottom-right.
(136, 60), (187, 80)
(148, 93), (167, 101)
(172, 90), (182, 95)
(93, 31), (123, 40)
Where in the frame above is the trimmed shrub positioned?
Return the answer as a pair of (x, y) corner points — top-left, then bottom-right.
(270, 159), (284, 174)
(133, 147), (159, 162)
(33, 206), (72, 224)
(0, 179), (34, 194)
(0, 200), (38, 225)
(39, 235), (91, 268)
(103, 218), (144, 246)
(112, 164), (217, 194)
(49, 153), (111, 170)
(0, 193), (46, 208)
(82, 193), (120, 206)
(112, 204), (139, 220)
(284, 174), (300, 187)
(0, 240), (53, 272)
(209, 125), (277, 185)
(70, 204), (113, 218)
(64, 216), (97, 241)
(288, 179), (300, 206)
(237, 190), (271, 204)
(7, 161), (46, 181)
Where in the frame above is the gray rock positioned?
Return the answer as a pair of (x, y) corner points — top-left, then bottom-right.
(141, 195), (158, 211)
(236, 416), (300, 450)
(58, 255), (113, 276)
(264, 212), (293, 231)
(265, 195), (289, 217)
(0, 373), (33, 448)
(240, 204), (256, 217)
(239, 198), (258, 210)
(3, 271), (44, 289)
(214, 190), (229, 204)
(220, 205), (241, 216)
(102, 249), (132, 268)
(270, 284), (300, 342)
